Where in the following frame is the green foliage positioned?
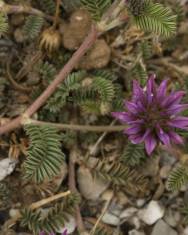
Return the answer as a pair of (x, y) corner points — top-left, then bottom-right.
(92, 69), (118, 81)
(46, 71), (117, 114)
(20, 193), (79, 234)
(91, 160), (147, 190)
(46, 71), (86, 113)
(23, 15), (44, 40)
(134, 0), (177, 37)
(0, 182), (10, 209)
(167, 166), (188, 192)
(80, 0), (112, 21)
(92, 161), (131, 185)
(39, 0), (56, 14)
(38, 61), (57, 81)
(23, 124), (65, 184)
(0, 13), (8, 36)
(121, 142), (147, 167)
(138, 41), (152, 60)
(132, 63), (148, 86)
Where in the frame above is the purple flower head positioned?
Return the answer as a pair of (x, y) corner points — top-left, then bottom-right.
(112, 75), (188, 155)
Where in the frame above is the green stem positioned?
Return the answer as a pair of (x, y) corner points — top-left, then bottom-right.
(28, 119), (126, 132)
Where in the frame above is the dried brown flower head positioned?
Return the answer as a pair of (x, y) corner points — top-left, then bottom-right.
(40, 27), (61, 53)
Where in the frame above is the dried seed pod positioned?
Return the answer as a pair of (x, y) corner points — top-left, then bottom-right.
(40, 27), (61, 53)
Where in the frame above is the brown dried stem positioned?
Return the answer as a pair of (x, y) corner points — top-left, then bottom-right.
(1, 3), (54, 21)
(69, 147), (87, 234)
(0, 25), (98, 135)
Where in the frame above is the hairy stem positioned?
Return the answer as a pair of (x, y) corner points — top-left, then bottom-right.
(2, 3), (54, 21)
(0, 25), (98, 135)
(29, 119), (126, 132)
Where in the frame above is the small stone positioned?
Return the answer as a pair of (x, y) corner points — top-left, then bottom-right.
(9, 209), (20, 218)
(183, 226), (188, 235)
(102, 211), (120, 226)
(116, 192), (130, 206)
(160, 151), (177, 166)
(164, 209), (181, 227)
(140, 157), (159, 177)
(136, 199), (146, 207)
(138, 201), (165, 225)
(77, 166), (109, 200)
(120, 207), (138, 219)
(0, 158), (17, 181)
(160, 165), (172, 179)
(151, 220), (177, 235)
(129, 230), (145, 235)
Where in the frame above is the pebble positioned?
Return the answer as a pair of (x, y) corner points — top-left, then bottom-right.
(164, 208), (181, 227)
(138, 201), (165, 225)
(0, 158), (17, 181)
(140, 157), (159, 177)
(120, 207), (138, 219)
(160, 165), (172, 179)
(129, 230), (145, 235)
(151, 220), (177, 235)
(136, 199), (146, 207)
(102, 211), (120, 226)
(183, 226), (188, 235)
(77, 166), (109, 200)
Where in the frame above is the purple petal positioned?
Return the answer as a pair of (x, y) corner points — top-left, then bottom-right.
(168, 116), (188, 129)
(157, 79), (168, 100)
(161, 91), (185, 108)
(168, 131), (184, 144)
(124, 125), (142, 135)
(144, 133), (157, 155)
(111, 112), (134, 123)
(165, 104), (188, 115)
(129, 134), (143, 144)
(125, 101), (139, 114)
(62, 229), (68, 235)
(129, 128), (150, 144)
(146, 75), (156, 104)
(156, 126), (170, 146)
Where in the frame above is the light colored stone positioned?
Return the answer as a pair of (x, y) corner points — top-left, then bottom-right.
(160, 165), (172, 179)
(140, 157), (159, 177)
(129, 230), (145, 235)
(136, 199), (146, 207)
(77, 166), (109, 200)
(57, 215), (76, 234)
(120, 207), (138, 219)
(0, 158), (17, 181)
(164, 209), (181, 227)
(102, 211), (120, 226)
(138, 201), (165, 225)
(183, 226), (188, 235)
(151, 220), (177, 235)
